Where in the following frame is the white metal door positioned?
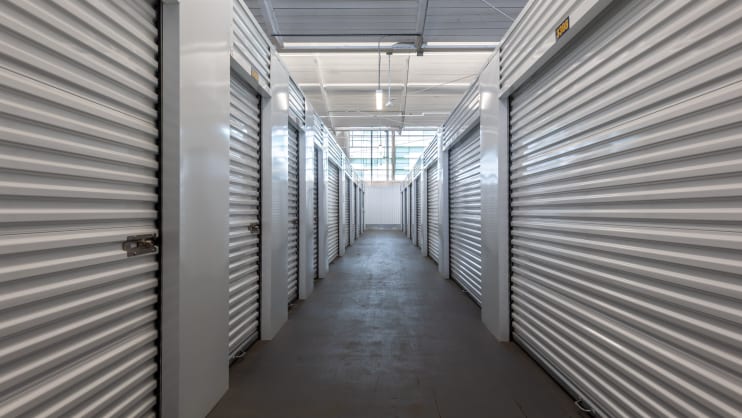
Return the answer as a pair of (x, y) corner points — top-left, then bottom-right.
(415, 177), (421, 248)
(448, 129), (482, 304)
(508, 1), (742, 416)
(345, 179), (351, 247)
(228, 75), (261, 359)
(327, 162), (340, 263)
(287, 128), (300, 304)
(313, 147), (319, 278)
(353, 186), (361, 239)
(427, 162), (440, 264)
(0, 2), (160, 415)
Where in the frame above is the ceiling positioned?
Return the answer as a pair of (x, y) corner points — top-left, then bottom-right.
(245, 0), (527, 130)
(280, 51), (493, 129)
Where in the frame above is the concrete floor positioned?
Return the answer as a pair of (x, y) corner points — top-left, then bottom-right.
(209, 230), (580, 418)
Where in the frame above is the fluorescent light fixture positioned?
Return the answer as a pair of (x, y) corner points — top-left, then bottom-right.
(425, 41), (499, 47)
(375, 89), (383, 110)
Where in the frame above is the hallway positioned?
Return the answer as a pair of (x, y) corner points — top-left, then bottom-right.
(209, 230), (579, 418)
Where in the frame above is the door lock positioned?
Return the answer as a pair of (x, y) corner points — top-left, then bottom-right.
(123, 234), (159, 257)
(248, 222), (261, 233)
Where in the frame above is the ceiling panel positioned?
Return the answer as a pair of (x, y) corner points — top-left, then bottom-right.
(244, 0), (524, 130)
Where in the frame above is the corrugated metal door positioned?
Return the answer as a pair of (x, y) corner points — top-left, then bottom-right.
(287, 128), (299, 304)
(313, 147), (319, 278)
(228, 75), (261, 359)
(508, 1), (742, 416)
(448, 129), (482, 304)
(345, 179), (351, 247)
(327, 162), (340, 263)
(353, 186), (361, 239)
(427, 162), (440, 264)
(0, 2), (160, 415)
(415, 177), (421, 247)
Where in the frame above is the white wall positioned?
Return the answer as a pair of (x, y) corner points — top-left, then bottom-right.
(365, 182), (402, 226)
(161, 1), (231, 416)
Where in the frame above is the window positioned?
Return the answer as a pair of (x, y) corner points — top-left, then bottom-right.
(346, 129), (436, 182)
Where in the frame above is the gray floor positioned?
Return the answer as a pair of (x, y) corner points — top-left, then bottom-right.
(209, 230), (580, 418)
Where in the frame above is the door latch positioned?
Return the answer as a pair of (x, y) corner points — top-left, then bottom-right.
(123, 234), (159, 257)
(248, 223), (261, 233)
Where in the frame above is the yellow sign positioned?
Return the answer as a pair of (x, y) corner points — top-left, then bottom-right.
(555, 16), (570, 40)
(251, 68), (260, 81)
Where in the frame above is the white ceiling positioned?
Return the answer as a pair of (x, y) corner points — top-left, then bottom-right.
(245, 0), (525, 44)
(245, 0), (526, 130)
(280, 50), (493, 129)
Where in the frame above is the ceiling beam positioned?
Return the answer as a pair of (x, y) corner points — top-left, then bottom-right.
(399, 55), (411, 129)
(414, 0), (430, 56)
(278, 44), (497, 54)
(260, 0), (284, 49)
(313, 54), (336, 131)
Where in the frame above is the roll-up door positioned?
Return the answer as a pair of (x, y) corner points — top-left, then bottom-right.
(287, 128), (299, 304)
(327, 162), (340, 263)
(353, 186), (361, 239)
(312, 147), (319, 279)
(228, 75), (261, 359)
(345, 179), (351, 247)
(448, 129), (482, 304)
(415, 177), (421, 248)
(427, 162), (440, 264)
(0, 2), (160, 415)
(508, 1), (742, 416)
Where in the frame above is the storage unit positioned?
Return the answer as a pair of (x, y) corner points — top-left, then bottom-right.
(228, 75), (262, 359)
(448, 128), (482, 304)
(0, 1), (160, 415)
(345, 177), (351, 248)
(505, 1), (742, 416)
(287, 127), (300, 304)
(353, 184), (361, 239)
(327, 162), (340, 263)
(415, 177), (421, 248)
(427, 162), (440, 264)
(313, 146), (320, 279)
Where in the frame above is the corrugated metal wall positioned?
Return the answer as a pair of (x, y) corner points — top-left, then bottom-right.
(233, 0), (271, 89)
(508, 1), (742, 416)
(366, 183), (403, 225)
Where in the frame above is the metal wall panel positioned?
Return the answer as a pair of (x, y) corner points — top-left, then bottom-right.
(441, 81), (480, 150)
(415, 177), (422, 248)
(0, 1), (160, 415)
(313, 147), (319, 279)
(427, 162), (440, 264)
(288, 78), (306, 127)
(509, 1), (742, 416)
(498, 0), (611, 96)
(287, 128), (300, 304)
(233, 0), (271, 90)
(228, 75), (261, 359)
(423, 136), (439, 167)
(449, 128), (482, 304)
(327, 162), (340, 263)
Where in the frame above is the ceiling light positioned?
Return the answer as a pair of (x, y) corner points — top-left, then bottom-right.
(375, 41), (383, 111)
